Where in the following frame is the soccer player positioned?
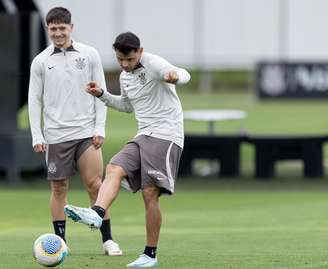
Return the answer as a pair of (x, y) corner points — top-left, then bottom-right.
(64, 32), (191, 267)
(28, 7), (122, 256)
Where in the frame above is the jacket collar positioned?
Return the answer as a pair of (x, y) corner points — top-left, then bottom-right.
(51, 40), (79, 55)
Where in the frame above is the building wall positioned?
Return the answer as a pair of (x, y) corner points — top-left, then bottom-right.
(35, 0), (328, 70)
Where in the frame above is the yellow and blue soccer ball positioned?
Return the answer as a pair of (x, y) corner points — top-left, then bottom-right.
(33, 234), (68, 267)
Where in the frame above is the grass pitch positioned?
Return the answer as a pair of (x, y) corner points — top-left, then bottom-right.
(9, 90), (328, 268)
(1, 178), (328, 269)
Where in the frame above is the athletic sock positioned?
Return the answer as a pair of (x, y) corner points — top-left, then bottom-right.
(144, 246), (157, 258)
(100, 219), (113, 242)
(53, 220), (66, 242)
(91, 205), (105, 218)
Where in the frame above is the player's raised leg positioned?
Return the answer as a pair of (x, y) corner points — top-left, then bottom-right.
(65, 163), (125, 224)
(94, 164), (125, 209)
(64, 164), (125, 229)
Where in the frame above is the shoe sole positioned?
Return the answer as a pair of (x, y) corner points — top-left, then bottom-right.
(126, 265), (158, 268)
(104, 250), (123, 256)
(126, 262), (158, 268)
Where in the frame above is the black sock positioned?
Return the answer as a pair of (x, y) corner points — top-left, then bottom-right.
(100, 219), (113, 242)
(53, 220), (66, 242)
(91, 205), (105, 218)
(144, 246), (157, 258)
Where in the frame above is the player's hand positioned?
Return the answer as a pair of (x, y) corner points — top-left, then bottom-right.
(93, 135), (104, 149)
(33, 143), (46, 153)
(86, 81), (103, 97)
(164, 71), (179, 84)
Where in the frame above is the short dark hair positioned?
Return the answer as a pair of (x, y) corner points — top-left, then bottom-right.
(113, 32), (140, 55)
(46, 7), (71, 25)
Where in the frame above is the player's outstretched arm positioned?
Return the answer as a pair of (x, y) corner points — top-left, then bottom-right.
(141, 53), (191, 85)
(164, 68), (190, 85)
(86, 81), (133, 113)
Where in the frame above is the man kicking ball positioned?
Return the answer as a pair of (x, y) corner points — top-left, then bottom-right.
(64, 32), (190, 268)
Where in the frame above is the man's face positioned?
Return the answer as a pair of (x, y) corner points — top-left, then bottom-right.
(47, 22), (73, 48)
(115, 48), (143, 72)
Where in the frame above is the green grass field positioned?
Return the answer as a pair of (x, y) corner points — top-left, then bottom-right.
(4, 90), (328, 268)
(2, 179), (328, 269)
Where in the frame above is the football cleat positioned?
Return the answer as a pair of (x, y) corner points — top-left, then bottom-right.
(64, 205), (102, 229)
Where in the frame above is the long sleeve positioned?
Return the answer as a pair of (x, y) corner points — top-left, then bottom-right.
(91, 49), (108, 137)
(99, 88), (134, 113)
(28, 58), (45, 147)
(140, 53), (191, 85)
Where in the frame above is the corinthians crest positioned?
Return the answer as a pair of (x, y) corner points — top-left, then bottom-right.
(48, 162), (57, 174)
(138, 72), (147, 85)
(75, 57), (86, 70)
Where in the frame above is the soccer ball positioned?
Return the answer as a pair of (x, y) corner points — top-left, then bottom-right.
(33, 234), (68, 267)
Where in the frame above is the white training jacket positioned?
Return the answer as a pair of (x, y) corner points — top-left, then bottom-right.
(28, 41), (107, 147)
(99, 52), (191, 148)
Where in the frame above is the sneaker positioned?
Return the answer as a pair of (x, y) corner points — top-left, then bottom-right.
(103, 240), (123, 256)
(127, 254), (158, 268)
(64, 205), (102, 229)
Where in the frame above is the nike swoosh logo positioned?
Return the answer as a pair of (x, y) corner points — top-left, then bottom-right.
(48, 66), (55, 69)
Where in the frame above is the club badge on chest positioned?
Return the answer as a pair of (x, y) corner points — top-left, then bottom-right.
(75, 57), (86, 70)
(138, 72), (147, 85)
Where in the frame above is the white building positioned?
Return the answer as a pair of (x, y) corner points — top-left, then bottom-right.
(33, 0), (328, 70)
